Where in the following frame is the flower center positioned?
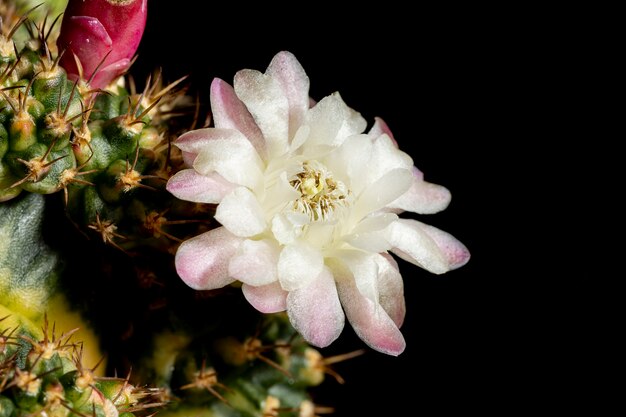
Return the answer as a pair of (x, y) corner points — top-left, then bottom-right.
(290, 161), (349, 221)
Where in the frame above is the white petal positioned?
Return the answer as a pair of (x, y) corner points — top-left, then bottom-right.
(192, 130), (264, 190)
(365, 134), (413, 185)
(215, 187), (267, 237)
(333, 263), (405, 356)
(266, 51), (310, 139)
(234, 69), (289, 157)
(166, 169), (235, 204)
(344, 213), (398, 253)
(334, 250), (379, 303)
(277, 241), (324, 291)
(303, 93), (366, 151)
(289, 125), (310, 153)
(287, 267), (344, 347)
(353, 168), (413, 221)
(228, 239), (280, 286)
(387, 167), (452, 214)
(174, 227), (241, 290)
(374, 253), (405, 327)
(242, 282), (287, 313)
(270, 212), (308, 245)
(323, 134), (373, 195)
(261, 171), (300, 214)
(210, 78), (267, 159)
(385, 219), (449, 274)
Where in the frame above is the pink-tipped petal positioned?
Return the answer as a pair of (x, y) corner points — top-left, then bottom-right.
(413, 222), (471, 270)
(387, 167), (452, 214)
(242, 282), (287, 313)
(287, 267), (345, 348)
(386, 219), (468, 274)
(191, 131), (264, 190)
(375, 254), (405, 327)
(335, 271), (406, 356)
(182, 151), (196, 167)
(175, 227), (242, 290)
(166, 169), (235, 204)
(234, 69), (290, 157)
(369, 117), (398, 147)
(210, 78), (267, 159)
(175, 128), (251, 159)
(266, 51), (310, 139)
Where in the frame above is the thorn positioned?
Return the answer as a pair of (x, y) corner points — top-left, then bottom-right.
(87, 50), (112, 85)
(6, 3), (42, 40)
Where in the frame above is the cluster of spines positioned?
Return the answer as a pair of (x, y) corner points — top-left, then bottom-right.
(141, 313), (363, 417)
(0, 317), (164, 417)
(1, 6), (198, 251)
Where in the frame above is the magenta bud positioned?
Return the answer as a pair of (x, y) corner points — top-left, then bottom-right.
(57, 0), (148, 89)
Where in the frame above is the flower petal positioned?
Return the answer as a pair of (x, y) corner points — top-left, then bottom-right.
(366, 134), (413, 185)
(215, 187), (267, 237)
(174, 128), (226, 158)
(192, 130), (264, 189)
(368, 117), (396, 144)
(277, 241), (324, 291)
(234, 69), (289, 157)
(374, 253), (405, 327)
(174, 227), (241, 290)
(266, 51), (310, 139)
(228, 239), (280, 286)
(386, 167), (451, 214)
(333, 263), (405, 356)
(335, 250), (379, 303)
(166, 169), (235, 204)
(242, 282), (287, 313)
(287, 267), (344, 347)
(261, 172), (300, 214)
(353, 168), (413, 221)
(323, 134), (373, 195)
(304, 93), (366, 151)
(270, 212), (309, 245)
(413, 221), (470, 270)
(386, 219), (467, 274)
(344, 213), (397, 253)
(210, 78), (267, 159)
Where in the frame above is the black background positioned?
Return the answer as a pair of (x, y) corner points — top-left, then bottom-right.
(129, 1), (584, 415)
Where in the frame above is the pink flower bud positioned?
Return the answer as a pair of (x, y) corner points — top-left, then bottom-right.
(57, 0), (148, 89)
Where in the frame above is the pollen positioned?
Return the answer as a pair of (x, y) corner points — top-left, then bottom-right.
(290, 161), (349, 221)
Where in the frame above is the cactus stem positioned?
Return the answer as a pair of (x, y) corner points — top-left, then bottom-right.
(10, 152), (68, 188)
(64, 80), (80, 119)
(0, 53), (22, 83)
